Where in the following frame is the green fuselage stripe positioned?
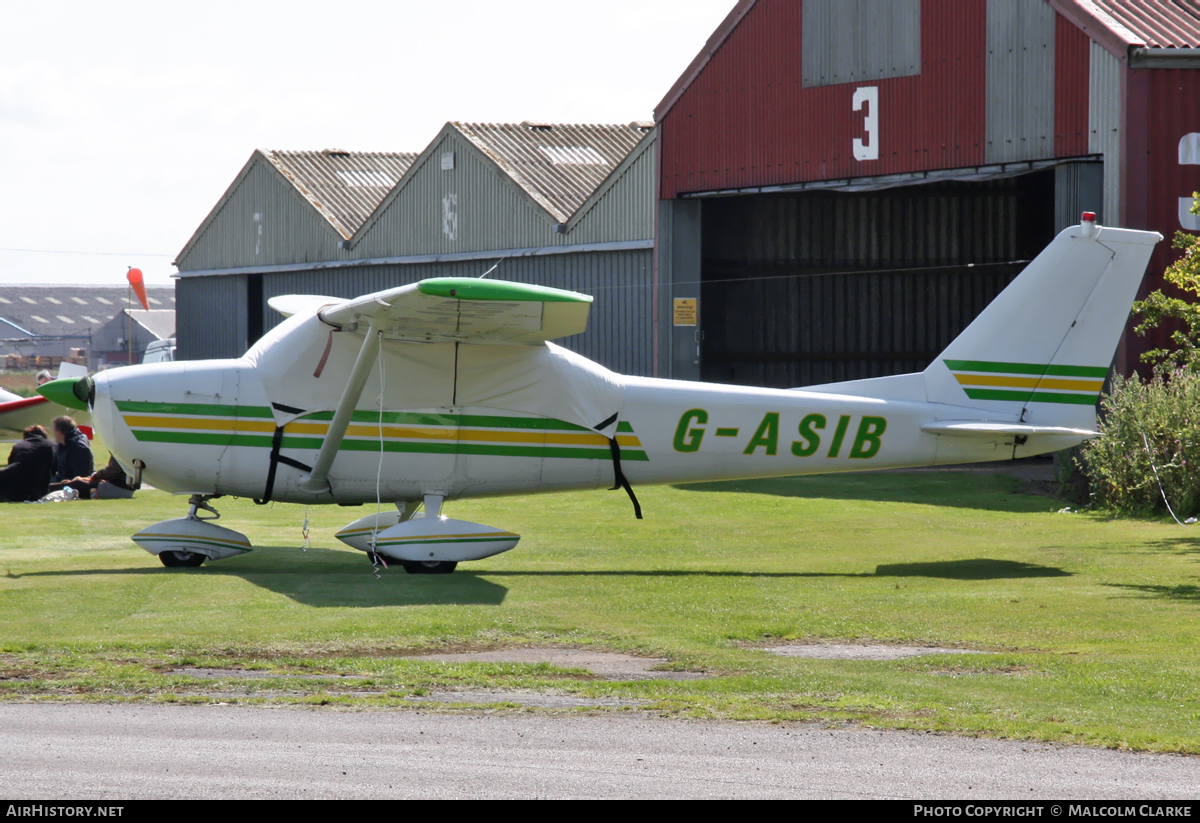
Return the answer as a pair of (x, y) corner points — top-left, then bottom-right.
(114, 401), (619, 433)
(130, 429), (649, 461)
(116, 401), (275, 418)
(963, 388), (1099, 405)
(944, 360), (1109, 378)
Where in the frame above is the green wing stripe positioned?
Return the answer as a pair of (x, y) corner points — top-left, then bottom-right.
(130, 430), (649, 461)
(944, 360), (1109, 378)
(417, 278), (592, 303)
(963, 388), (1099, 405)
(115, 401), (274, 418)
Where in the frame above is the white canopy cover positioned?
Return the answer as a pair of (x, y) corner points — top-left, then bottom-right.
(245, 279), (625, 433)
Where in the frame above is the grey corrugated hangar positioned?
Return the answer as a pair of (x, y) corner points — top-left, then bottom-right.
(174, 121), (657, 375)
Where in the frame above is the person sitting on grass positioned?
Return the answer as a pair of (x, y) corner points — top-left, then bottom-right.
(48, 416), (93, 487)
(0, 425), (54, 502)
(50, 454), (136, 500)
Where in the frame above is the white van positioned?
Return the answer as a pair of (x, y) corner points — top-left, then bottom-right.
(142, 338), (176, 364)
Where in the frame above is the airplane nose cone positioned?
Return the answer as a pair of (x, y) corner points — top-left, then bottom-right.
(38, 376), (92, 411)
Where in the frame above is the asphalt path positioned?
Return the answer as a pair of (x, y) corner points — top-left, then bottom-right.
(1, 704), (1197, 799)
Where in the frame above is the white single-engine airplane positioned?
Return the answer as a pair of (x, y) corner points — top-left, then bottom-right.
(0, 363), (90, 433)
(39, 216), (1160, 573)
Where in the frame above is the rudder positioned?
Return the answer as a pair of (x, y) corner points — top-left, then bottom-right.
(924, 217), (1161, 430)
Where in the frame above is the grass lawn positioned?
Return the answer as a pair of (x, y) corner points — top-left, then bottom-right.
(1, 464), (1198, 753)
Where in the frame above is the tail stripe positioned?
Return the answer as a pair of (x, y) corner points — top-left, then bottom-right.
(943, 359), (1108, 378)
(946, 359), (1104, 406)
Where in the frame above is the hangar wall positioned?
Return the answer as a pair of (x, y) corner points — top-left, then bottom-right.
(176, 274), (248, 362)
(352, 128), (656, 257)
(177, 158), (341, 272)
(177, 249), (654, 376)
(697, 174), (1056, 388)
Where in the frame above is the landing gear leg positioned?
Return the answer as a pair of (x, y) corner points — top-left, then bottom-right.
(186, 494), (221, 522)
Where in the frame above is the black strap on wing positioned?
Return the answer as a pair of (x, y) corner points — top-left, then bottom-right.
(608, 436), (642, 520)
(255, 425), (314, 505)
(594, 412), (619, 432)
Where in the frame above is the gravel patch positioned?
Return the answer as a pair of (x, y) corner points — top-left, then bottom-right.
(411, 648), (705, 680)
(764, 644), (988, 660)
(166, 668), (367, 680)
(415, 691), (645, 709)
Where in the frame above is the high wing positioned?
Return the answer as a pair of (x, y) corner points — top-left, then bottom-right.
(0, 394), (50, 430)
(269, 277), (593, 345)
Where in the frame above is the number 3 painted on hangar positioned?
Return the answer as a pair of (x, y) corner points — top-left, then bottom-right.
(853, 86), (879, 162)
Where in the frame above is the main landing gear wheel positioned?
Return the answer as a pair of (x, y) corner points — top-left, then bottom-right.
(159, 550), (207, 568)
(399, 560), (458, 575)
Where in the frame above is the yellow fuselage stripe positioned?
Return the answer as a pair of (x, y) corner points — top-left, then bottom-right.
(135, 532), (252, 547)
(952, 374), (1103, 392)
(122, 415), (642, 447)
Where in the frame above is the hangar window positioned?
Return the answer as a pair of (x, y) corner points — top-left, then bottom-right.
(802, 0), (921, 88)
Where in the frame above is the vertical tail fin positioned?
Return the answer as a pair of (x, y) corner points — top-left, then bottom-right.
(925, 217), (1161, 429)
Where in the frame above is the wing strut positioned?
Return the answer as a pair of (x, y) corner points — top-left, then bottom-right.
(298, 320), (382, 493)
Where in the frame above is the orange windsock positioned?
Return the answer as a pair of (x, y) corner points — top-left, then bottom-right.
(127, 267), (149, 311)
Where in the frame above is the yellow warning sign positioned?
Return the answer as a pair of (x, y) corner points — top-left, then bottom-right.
(673, 298), (697, 326)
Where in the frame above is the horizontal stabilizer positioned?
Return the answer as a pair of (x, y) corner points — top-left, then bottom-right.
(921, 421), (1099, 439)
(305, 277), (593, 345)
(268, 294), (340, 318)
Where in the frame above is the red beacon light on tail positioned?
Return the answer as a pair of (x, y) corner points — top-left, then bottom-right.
(1080, 211), (1098, 238)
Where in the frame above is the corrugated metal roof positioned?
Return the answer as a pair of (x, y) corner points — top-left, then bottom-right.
(123, 309), (176, 340)
(264, 149), (417, 238)
(0, 285), (175, 339)
(1090, 0), (1200, 47)
(451, 123), (652, 223)
(1054, 0), (1200, 49)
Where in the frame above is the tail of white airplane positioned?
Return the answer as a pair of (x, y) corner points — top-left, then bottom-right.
(805, 215), (1162, 431)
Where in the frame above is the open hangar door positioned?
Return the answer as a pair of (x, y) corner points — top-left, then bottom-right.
(695, 164), (1099, 389)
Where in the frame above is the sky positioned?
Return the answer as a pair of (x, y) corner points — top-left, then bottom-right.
(0, 0), (735, 286)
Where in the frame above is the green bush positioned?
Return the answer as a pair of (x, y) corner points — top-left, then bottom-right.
(1079, 370), (1200, 517)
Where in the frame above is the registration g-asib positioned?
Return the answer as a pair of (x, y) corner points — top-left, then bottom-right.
(39, 215), (1161, 573)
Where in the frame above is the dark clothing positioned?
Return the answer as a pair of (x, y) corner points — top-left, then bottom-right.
(95, 455), (133, 490)
(48, 455), (132, 498)
(51, 428), (93, 483)
(0, 434), (54, 502)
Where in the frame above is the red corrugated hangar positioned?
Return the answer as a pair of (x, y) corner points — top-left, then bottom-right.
(653, 0), (1200, 386)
